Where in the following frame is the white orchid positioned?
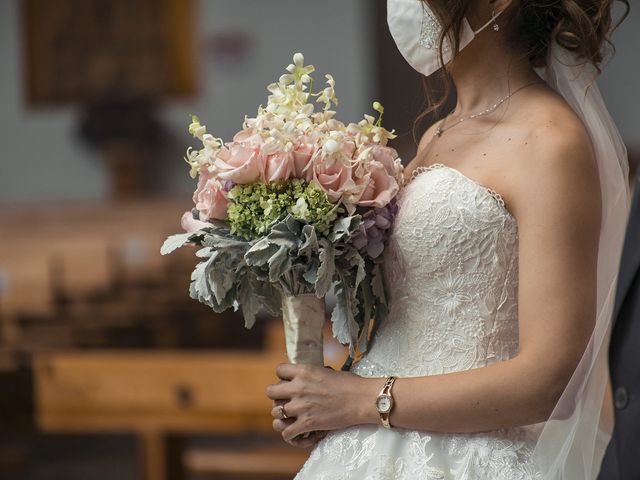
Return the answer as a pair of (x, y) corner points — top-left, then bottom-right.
(286, 52), (315, 85)
(184, 53), (400, 201)
(346, 103), (397, 147)
(317, 74), (338, 111)
(184, 115), (225, 178)
(188, 115), (207, 140)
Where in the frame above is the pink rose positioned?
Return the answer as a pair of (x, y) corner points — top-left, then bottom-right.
(369, 145), (401, 179)
(214, 143), (262, 184)
(353, 161), (399, 208)
(192, 171), (229, 221)
(181, 211), (211, 233)
(233, 127), (261, 146)
(340, 138), (357, 160)
(292, 142), (316, 180)
(310, 157), (354, 202)
(262, 147), (294, 182)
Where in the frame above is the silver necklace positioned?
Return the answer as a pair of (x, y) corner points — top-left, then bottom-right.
(434, 81), (542, 138)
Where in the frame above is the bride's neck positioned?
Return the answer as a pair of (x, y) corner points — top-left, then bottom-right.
(447, 37), (540, 116)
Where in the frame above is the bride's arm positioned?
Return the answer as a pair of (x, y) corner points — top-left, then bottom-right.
(381, 125), (601, 432)
(267, 122), (602, 441)
(382, 125), (600, 431)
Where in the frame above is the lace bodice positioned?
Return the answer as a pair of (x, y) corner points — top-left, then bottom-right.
(295, 163), (543, 479)
(351, 163), (520, 378)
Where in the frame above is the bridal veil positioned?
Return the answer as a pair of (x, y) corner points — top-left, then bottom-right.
(533, 41), (629, 479)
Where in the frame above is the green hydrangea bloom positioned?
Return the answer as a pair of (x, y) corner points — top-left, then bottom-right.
(227, 179), (340, 239)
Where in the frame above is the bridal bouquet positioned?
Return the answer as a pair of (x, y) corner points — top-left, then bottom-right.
(161, 53), (403, 370)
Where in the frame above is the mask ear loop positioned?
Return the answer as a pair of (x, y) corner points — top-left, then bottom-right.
(473, 9), (503, 35)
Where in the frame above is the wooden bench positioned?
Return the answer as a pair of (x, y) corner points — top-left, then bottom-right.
(33, 321), (348, 480)
(184, 445), (309, 480)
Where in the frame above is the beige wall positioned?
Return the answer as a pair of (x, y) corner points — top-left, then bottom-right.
(0, 0), (376, 204)
(0, 1), (637, 205)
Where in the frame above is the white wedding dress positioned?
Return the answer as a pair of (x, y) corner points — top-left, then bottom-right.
(295, 162), (543, 479)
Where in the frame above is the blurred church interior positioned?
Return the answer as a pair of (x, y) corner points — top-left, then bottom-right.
(0, 1), (637, 479)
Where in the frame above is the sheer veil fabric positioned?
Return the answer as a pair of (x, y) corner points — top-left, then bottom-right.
(532, 42), (629, 479)
(386, 1), (630, 477)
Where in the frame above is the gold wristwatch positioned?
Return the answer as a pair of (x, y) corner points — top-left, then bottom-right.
(375, 376), (396, 428)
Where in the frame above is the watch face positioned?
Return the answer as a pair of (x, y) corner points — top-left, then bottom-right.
(377, 395), (392, 413)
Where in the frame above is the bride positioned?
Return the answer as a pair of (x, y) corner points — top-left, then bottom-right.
(266, 0), (630, 478)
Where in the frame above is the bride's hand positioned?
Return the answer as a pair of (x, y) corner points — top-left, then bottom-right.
(266, 363), (373, 445)
(270, 410), (329, 448)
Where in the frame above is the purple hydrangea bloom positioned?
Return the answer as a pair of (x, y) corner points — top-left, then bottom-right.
(352, 198), (399, 259)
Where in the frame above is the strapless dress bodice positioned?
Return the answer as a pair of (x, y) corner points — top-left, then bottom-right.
(295, 163), (542, 480)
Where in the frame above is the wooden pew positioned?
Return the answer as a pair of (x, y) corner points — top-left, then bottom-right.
(33, 350), (281, 480)
(33, 321), (348, 480)
(184, 445), (310, 480)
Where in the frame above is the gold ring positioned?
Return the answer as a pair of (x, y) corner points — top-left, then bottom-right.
(279, 403), (289, 420)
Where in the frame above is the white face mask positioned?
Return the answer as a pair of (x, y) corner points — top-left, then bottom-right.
(387, 0), (503, 77)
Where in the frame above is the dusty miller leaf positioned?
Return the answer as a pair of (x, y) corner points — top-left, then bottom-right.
(328, 215), (361, 243)
(298, 225), (319, 258)
(268, 245), (293, 282)
(315, 239), (335, 297)
(371, 261), (388, 305)
(161, 233), (194, 255)
(303, 259), (319, 284)
(245, 239), (280, 267)
(238, 272), (261, 329)
(330, 272), (360, 356)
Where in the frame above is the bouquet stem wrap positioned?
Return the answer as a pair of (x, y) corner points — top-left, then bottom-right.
(281, 293), (325, 441)
(281, 294), (325, 366)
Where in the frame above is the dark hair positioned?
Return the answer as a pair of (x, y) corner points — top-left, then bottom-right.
(413, 0), (630, 141)
(515, 0), (628, 68)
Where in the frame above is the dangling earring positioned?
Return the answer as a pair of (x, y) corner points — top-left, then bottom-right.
(492, 10), (500, 31)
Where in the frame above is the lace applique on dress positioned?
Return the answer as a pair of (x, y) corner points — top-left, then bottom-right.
(408, 163), (507, 209)
(294, 165), (541, 479)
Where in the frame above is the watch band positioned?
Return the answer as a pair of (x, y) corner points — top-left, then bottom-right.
(378, 376), (396, 428)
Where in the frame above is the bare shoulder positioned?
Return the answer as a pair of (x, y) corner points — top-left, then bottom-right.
(403, 122), (441, 182)
(506, 93), (600, 224)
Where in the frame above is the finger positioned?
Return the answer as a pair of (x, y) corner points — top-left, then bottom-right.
(287, 432), (325, 449)
(275, 362), (298, 381)
(282, 418), (313, 443)
(272, 418), (294, 433)
(265, 380), (295, 401)
(271, 404), (296, 420)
